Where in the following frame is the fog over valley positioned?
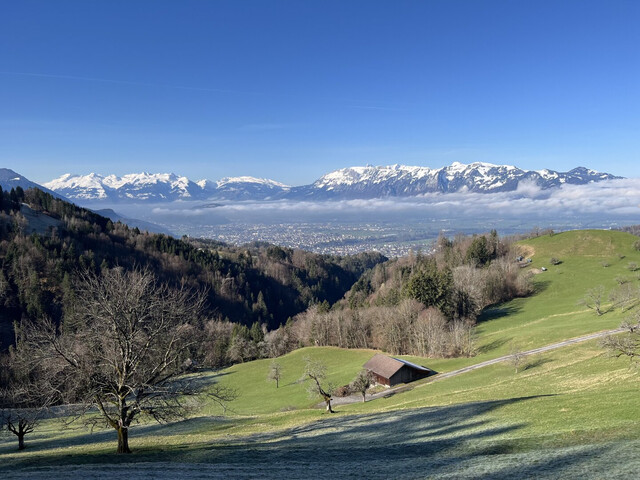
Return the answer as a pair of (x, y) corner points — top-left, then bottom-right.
(105, 178), (640, 256)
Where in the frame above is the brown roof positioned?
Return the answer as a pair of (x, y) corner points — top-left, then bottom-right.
(364, 354), (432, 379)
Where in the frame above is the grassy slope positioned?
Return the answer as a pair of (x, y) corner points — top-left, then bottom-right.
(201, 346), (377, 416)
(474, 229), (637, 353)
(214, 229), (640, 410)
(2, 230), (640, 476)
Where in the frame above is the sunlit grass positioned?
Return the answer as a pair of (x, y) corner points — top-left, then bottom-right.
(2, 230), (640, 477)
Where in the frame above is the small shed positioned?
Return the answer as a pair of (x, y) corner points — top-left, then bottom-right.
(363, 354), (435, 387)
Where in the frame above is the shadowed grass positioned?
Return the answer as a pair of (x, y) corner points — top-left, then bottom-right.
(2, 230), (640, 478)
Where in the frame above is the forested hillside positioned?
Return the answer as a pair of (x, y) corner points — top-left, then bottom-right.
(0, 187), (385, 354)
(284, 231), (535, 357)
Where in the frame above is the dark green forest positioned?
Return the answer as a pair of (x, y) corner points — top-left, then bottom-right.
(0, 187), (385, 353)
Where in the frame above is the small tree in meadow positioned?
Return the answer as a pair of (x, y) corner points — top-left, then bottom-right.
(601, 314), (640, 367)
(301, 357), (334, 413)
(267, 361), (283, 388)
(508, 343), (525, 374)
(580, 285), (605, 316)
(350, 369), (374, 402)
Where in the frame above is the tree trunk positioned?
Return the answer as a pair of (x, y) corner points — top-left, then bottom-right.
(362, 393), (366, 403)
(117, 426), (131, 454)
(17, 432), (25, 451)
(324, 396), (334, 413)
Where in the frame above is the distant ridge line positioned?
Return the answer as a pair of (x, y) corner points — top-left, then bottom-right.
(42, 162), (622, 203)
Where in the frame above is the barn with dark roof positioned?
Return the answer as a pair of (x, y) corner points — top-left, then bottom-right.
(363, 354), (435, 387)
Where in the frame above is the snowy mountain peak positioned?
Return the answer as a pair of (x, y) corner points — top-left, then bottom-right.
(306, 162), (620, 199)
(42, 163), (622, 203)
(43, 171), (291, 202)
(217, 176), (290, 188)
(44, 173), (109, 199)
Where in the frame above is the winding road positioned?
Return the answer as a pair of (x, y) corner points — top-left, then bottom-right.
(331, 327), (625, 407)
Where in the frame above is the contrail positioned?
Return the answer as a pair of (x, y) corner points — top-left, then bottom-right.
(0, 70), (264, 96)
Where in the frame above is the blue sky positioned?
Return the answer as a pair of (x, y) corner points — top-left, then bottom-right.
(1, 0), (639, 185)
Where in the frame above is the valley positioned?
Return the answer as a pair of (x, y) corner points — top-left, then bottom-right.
(4, 3), (639, 478)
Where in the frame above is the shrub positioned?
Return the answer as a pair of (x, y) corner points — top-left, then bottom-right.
(332, 385), (351, 397)
(615, 276), (630, 285)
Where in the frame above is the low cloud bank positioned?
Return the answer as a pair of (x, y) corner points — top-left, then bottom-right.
(147, 178), (640, 222)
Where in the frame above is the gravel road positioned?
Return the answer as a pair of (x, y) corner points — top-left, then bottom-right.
(331, 328), (625, 407)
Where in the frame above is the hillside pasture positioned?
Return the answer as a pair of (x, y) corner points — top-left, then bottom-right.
(2, 230), (640, 478)
(2, 340), (639, 479)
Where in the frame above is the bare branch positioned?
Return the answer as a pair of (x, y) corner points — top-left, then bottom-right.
(18, 266), (230, 454)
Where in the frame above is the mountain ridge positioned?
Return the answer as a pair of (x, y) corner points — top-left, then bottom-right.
(0, 168), (170, 234)
(43, 162), (622, 203)
(0, 168), (66, 199)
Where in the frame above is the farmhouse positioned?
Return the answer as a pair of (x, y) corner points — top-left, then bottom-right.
(363, 354), (435, 387)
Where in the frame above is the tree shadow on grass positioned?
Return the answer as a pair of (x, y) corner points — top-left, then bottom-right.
(523, 356), (553, 371)
(0, 415), (242, 460)
(2, 394), (587, 478)
(532, 278), (552, 295)
(5, 393), (631, 479)
(477, 304), (522, 324)
(477, 279), (552, 325)
(477, 336), (513, 354)
(180, 370), (234, 392)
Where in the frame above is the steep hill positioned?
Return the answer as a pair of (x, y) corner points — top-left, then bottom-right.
(0, 168), (64, 199)
(0, 188), (385, 351)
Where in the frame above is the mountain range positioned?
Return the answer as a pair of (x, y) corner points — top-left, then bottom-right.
(38, 162), (622, 203)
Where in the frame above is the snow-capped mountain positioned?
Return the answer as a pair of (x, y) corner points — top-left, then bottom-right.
(45, 172), (205, 202)
(214, 176), (290, 200)
(296, 162), (621, 199)
(0, 168), (170, 233)
(44, 173), (291, 202)
(0, 168), (65, 199)
(43, 163), (621, 203)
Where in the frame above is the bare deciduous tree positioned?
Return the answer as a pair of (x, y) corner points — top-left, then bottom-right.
(267, 361), (282, 388)
(23, 267), (235, 454)
(301, 357), (334, 413)
(0, 387), (51, 451)
(0, 351), (56, 450)
(620, 310), (640, 334)
(601, 319), (640, 367)
(580, 285), (606, 316)
(609, 283), (639, 313)
(508, 343), (525, 373)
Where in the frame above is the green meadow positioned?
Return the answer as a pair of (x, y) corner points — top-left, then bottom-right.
(1, 230), (640, 478)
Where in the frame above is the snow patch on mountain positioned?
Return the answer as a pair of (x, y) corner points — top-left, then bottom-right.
(217, 176), (290, 188)
(43, 162), (622, 203)
(0, 168), (65, 199)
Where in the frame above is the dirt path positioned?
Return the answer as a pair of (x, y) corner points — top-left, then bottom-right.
(331, 328), (625, 407)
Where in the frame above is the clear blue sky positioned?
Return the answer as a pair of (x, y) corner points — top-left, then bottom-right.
(1, 0), (639, 185)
